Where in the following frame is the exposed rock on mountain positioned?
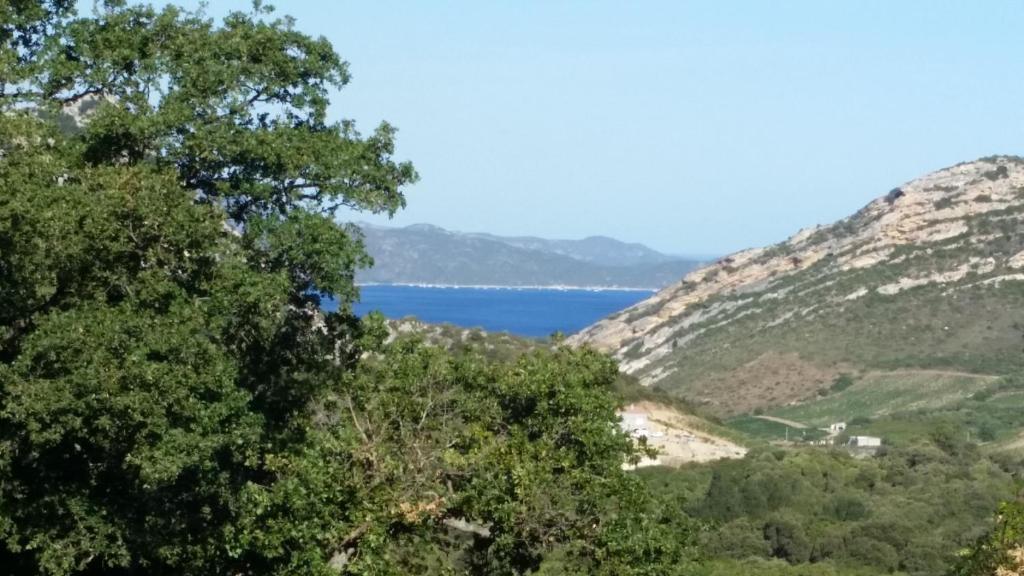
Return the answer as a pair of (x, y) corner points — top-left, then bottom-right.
(356, 223), (703, 289)
(571, 156), (1024, 415)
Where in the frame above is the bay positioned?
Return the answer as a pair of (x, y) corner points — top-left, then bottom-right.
(324, 285), (653, 338)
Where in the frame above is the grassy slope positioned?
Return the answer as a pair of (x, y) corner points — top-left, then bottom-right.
(726, 416), (828, 443)
(723, 371), (1024, 449)
(770, 372), (997, 427)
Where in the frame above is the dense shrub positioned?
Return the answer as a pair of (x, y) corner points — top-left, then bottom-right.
(646, 441), (1016, 575)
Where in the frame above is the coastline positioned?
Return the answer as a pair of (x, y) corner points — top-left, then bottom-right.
(356, 282), (658, 293)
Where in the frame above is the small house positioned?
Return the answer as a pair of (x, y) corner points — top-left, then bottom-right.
(829, 422), (847, 433)
(848, 435), (881, 448)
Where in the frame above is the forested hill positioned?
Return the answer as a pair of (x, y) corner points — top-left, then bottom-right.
(355, 223), (703, 289)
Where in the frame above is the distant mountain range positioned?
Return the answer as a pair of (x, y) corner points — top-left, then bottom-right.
(354, 223), (704, 289)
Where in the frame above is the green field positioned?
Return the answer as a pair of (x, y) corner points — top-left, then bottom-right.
(726, 415), (828, 443)
(768, 371), (996, 427)
(843, 391), (1024, 448)
(719, 373), (1024, 449)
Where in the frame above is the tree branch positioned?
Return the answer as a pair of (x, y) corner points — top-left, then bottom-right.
(346, 394), (369, 444)
(327, 522), (370, 572)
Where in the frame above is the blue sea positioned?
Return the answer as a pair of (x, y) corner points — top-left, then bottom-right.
(324, 285), (652, 338)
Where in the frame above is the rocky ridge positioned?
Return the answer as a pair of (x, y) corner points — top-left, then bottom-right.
(570, 156), (1024, 414)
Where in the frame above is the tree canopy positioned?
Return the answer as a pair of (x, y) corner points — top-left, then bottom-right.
(0, 2), (697, 574)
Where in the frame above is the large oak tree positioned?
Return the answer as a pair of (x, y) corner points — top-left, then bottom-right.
(0, 2), (699, 574)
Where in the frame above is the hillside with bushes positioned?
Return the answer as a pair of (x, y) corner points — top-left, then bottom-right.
(573, 157), (1024, 418)
(640, 437), (1024, 576)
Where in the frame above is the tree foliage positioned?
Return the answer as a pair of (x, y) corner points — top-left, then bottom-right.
(640, 440), (1020, 576)
(0, 1), (697, 574)
(950, 500), (1024, 576)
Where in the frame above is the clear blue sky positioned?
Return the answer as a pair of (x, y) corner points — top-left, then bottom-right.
(167, 1), (1022, 255)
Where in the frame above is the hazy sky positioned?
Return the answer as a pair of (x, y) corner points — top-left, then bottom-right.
(166, 1), (1023, 255)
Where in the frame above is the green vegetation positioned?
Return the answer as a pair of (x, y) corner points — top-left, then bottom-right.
(951, 500), (1024, 576)
(982, 165), (1010, 181)
(733, 372), (1024, 449)
(639, 438), (1023, 576)
(388, 317), (548, 363)
(712, 370), (1024, 575)
(828, 373), (857, 394)
(697, 558), (906, 575)
(851, 388), (1024, 448)
(0, 3), (698, 574)
(770, 372), (996, 427)
(726, 416), (827, 444)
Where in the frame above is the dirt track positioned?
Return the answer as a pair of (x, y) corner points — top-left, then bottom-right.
(865, 369), (998, 381)
(753, 415), (808, 429)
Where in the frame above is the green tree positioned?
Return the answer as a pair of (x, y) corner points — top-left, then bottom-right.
(703, 519), (771, 560)
(841, 537), (899, 573)
(950, 500), (1024, 576)
(332, 338), (702, 574)
(0, 2), (696, 574)
(763, 516), (812, 564)
(1, 1), (412, 571)
(830, 494), (869, 522)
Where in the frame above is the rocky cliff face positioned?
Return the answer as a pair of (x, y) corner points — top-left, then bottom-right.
(570, 157), (1024, 414)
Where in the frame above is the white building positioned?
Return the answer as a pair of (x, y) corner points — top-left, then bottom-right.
(848, 435), (882, 448)
(829, 422), (847, 433)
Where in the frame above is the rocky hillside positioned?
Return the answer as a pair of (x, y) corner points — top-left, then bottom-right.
(571, 156), (1024, 415)
(356, 223), (703, 289)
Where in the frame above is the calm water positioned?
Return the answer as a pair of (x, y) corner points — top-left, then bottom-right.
(324, 285), (652, 338)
